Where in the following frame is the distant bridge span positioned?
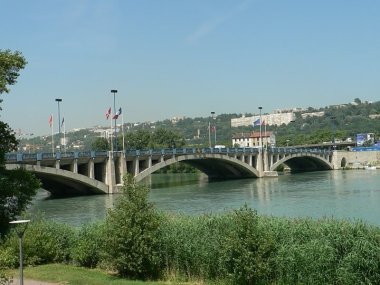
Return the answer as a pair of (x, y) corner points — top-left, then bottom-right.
(135, 153), (261, 182)
(5, 164), (108, 196)
(5, 147), (334, 195)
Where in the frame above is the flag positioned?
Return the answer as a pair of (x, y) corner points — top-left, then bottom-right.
(105, 107), (111, 119)
(262, 120), (266, 126)
(253, 118), (260, 126)
(112, 107), (122, 119)
(48, 115), (53, 127)
(211, 125), (216, 133)
(61, 117), (65, 127)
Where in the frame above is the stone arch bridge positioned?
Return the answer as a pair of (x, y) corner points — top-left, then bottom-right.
(5, 147), (335, 196)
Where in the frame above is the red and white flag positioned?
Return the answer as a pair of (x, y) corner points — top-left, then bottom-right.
(112, 107), (122, 120)
(105, 107), (111, 119)
(48, 114), (53, 127)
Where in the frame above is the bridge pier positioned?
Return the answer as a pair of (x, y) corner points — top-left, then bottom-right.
(106, 152), (117, 194)
(88, 158), (95, 179)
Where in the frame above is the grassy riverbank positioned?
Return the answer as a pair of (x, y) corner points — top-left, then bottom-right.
(6, 264), (203, 285)
(2, 177), (380, 284)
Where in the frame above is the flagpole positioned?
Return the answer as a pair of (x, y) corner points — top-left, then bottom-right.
(63, 117), (66, 153)
(51, 115), (54, 154)
(258, 107), (263, 148)
(264, 117), (267, 148)
(122, 112), (125, 153)
(110, 108), (113, 152)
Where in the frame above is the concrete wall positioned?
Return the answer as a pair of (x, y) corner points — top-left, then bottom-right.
(332, 150), (380, 169)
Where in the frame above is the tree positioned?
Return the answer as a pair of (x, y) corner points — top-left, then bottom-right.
(0, 50), (39, 236)
(104, 175), (162, 279)
(0, 49), (27, 99)
(0, 121), (18, 165)
(91, 137), (109, 151)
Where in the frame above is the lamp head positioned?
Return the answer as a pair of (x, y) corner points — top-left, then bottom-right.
(55, 98), (62, 102)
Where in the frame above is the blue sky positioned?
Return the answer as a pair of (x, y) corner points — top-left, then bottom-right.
(1, 0), (379, 136)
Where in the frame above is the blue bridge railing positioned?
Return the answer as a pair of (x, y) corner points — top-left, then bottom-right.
(5, 147), (331, 163)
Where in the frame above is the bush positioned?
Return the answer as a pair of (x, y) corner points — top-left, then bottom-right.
(71, 221), (106, 268)
(0, 217), (75, 267)
(218, 206), (275, 284)
(103, 174), (162, 279)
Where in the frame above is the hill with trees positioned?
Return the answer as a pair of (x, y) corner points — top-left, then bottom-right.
(17, 99), (380, 152)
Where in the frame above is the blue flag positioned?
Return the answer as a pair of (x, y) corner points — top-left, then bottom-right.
(253, 118), (261, 126)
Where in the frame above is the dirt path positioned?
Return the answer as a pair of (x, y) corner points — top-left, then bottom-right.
(12, 278), (63, 285)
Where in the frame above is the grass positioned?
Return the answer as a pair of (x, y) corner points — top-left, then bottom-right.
(6, 264), (204, 285)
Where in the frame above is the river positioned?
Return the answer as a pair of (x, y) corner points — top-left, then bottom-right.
(29, 170), (380, 227)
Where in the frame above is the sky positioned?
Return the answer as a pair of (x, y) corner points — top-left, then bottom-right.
(1, 0), (379, 136)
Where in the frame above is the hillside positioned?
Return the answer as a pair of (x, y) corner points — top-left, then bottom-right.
(18, 99), (380, 152)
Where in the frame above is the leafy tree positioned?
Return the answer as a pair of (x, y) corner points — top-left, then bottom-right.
(91, 137), (109, 151)
(0, 50), (40, 236)
(103, 175), (162, 279)
(354, 98), (362, 105)
(0, 121), (18, 165)
(151, 128), (185, 148)
(0, 49), (27, 99)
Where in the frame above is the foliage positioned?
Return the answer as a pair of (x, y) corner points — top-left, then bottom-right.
(0, 168), (40, 236)
(0, 271), (12, 285)
(103, 175), (162, 279)
(156, 162), (198, 174)
(159, 206), (275, 284)
(0, 49), (27, 96)
(121, 128), (185, 151)
(0, 49), (40, 237)
(91, 137), (109, 151)
(0, 121), (18, 165)
(71, 221), (106, 268)
(218, 206), (275, 284)
(1, 204), (380, 283)
(0, 217), (75, 267)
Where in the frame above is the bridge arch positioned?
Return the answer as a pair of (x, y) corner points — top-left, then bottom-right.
(270, 153), (333, 172)
(6, 164), (108, 196)
(135, 153), (260, 182)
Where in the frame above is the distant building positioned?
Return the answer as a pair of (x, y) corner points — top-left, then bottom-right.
(232, 131), (276, 147)
(231, 112), (296, 127)
(300, 111), (325, 119)
(171, 116), (185, 123)
(369, 114), (380, 119)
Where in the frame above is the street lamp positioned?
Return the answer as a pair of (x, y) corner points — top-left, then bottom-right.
(208, 111), (215, 148)
(211, 111), (216, 147)
(111, 90), (118, 151)
(9, 220), (30, 285)
(55, 98), (62, 152)
(258, 107), (263, 148)
(331, 116), (336, 144)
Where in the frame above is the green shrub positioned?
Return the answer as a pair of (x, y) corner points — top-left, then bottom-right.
(218, 205), (275, 284)
(71, 221), (106, 268)
(159, 213), (229, 280)
(103, 174), (162, 279)
(0, 217), (75, 267)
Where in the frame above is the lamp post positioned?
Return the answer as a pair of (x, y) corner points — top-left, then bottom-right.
(258, 107), (263, 148)
(111, 90), (118, 151)
(331, 116), (336, 149)
(211, 111), (216, 147)
(55, 98), (62, 152)
(9, 220), (30, 285)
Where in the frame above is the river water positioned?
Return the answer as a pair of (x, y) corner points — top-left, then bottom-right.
(29, 170), (380, 227)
